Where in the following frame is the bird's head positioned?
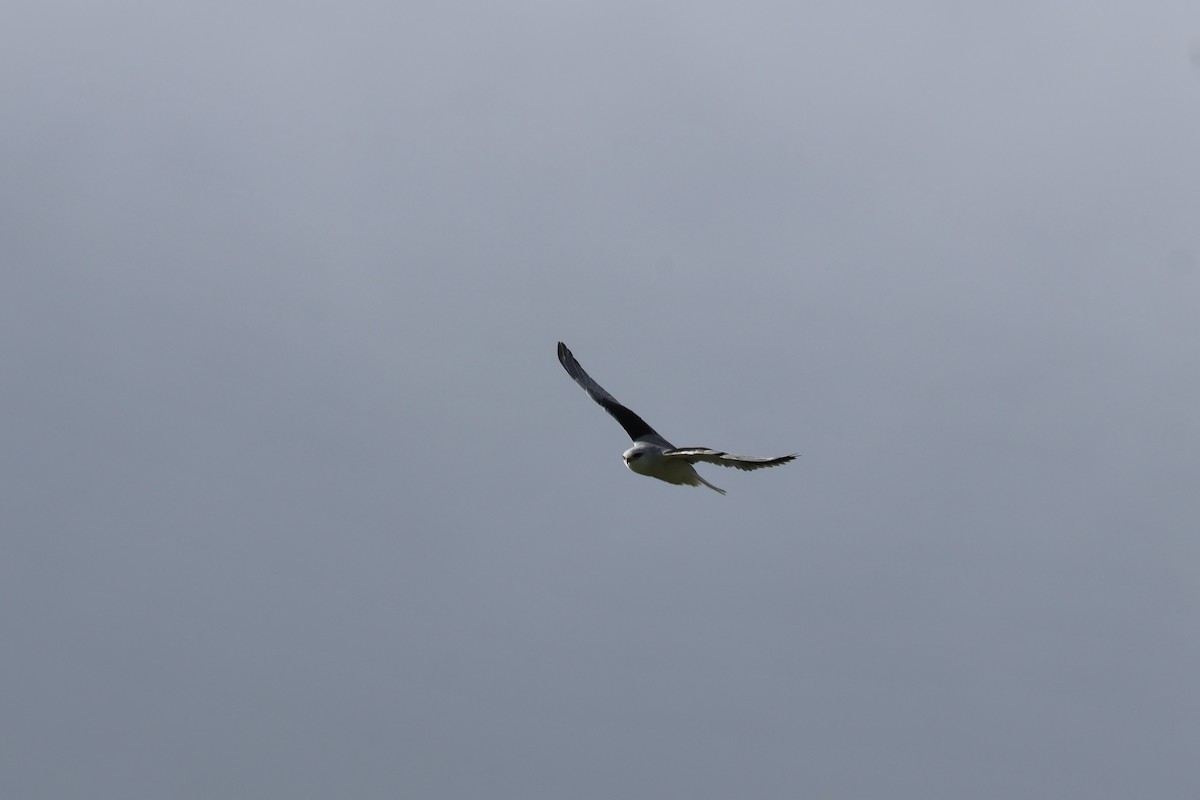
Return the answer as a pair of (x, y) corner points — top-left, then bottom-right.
(622, 442), (657, 475)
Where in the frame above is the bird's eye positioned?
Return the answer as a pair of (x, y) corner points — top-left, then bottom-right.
(628, 453), (640, 460)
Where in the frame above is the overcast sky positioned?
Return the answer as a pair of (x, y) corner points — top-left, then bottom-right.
(3, 1), (1199, 797)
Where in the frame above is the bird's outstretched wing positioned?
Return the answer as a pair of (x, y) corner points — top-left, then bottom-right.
(663, 448), (798, 471)
(557, 342), (661, 441)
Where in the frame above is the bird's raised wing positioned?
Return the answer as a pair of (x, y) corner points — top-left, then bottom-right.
(557, 342), (662, 441)
(663, 448), (798, 471)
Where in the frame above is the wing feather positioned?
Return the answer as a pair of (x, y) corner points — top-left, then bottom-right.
(557, 342), (662, 442)
(663, 448), (798, 471)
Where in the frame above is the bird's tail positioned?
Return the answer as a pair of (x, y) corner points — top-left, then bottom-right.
(695, 474), (726, 495)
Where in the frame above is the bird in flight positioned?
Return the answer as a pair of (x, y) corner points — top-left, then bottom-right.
(557, 342), (797, 494)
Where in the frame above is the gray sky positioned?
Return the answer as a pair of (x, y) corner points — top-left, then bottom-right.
(3, 1), (1199, 797)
